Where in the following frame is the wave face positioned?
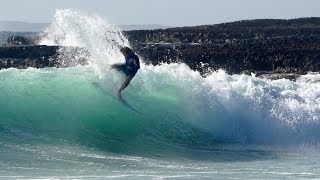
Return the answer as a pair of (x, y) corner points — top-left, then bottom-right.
(1, 9), (320, 157)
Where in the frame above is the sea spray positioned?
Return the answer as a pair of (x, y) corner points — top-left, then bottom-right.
(40, 9), (129, 76)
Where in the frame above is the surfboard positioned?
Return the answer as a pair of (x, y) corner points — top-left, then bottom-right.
(119, 96), (144, 115)
(92, 81), (143, 115)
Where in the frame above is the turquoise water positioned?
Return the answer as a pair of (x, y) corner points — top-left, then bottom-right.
(1, 9), (320, 179)
(1, 66), (320, 179)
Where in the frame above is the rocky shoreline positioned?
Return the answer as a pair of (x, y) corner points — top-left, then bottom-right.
(1, 18), (320, 80)
(126, 18), (320, 79)
(0, 45), (88, 69)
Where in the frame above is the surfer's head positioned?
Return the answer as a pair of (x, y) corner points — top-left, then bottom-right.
(120, 47), (132, 57)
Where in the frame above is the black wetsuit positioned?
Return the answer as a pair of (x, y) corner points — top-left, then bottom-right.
(118, 53), (140, 77)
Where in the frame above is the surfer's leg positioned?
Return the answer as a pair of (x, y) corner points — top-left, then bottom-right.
(118, 76), (133, 99)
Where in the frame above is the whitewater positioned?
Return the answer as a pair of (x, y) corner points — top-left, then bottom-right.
(1, 9), (320, 179)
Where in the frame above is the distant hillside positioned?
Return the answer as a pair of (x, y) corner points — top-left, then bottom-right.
(0, 21), (170, 32)
(0, 22), (169, 44)
(124, 17), (320, 43)
(118, 24), (170, 31)
(0, 21), (49, 32)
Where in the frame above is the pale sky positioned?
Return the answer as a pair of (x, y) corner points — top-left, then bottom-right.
(0, 0), (319, 26)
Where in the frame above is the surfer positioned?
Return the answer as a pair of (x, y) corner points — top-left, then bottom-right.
(111, 47), (140, 99)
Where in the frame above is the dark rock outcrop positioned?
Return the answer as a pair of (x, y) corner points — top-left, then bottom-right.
(6, 36), (36, 46)
(125, 17), (320, 78)
(1, 17), (320, 80)
(0, 45), (88, 69)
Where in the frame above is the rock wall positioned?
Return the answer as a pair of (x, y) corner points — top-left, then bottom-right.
(0, 45), (88, 69)
(1, 18), (320, 80)
(124, 18), (320, 76)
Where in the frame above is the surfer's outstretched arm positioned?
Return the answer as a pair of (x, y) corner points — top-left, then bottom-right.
(118, 76), (133, 99)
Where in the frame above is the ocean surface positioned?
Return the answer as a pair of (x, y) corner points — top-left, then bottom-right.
(1, 9), (320, 179)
